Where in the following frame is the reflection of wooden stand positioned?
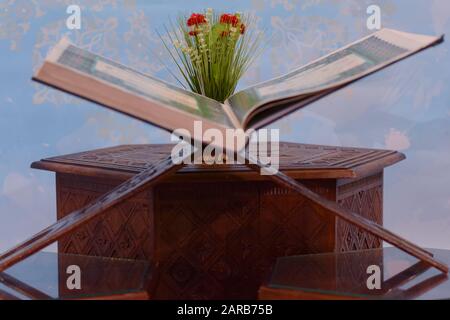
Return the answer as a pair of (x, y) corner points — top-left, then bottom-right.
(0, 252), (152, 300)
(0, 142), (447, 298)
(259, 247), (450, 300)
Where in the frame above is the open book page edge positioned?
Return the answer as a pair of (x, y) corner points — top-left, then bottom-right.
(46, 38), (226, 108)
(46, 37), (71, 62)
(222, 102), (243, 129)
(34, 61), (252, 152)
(380, 28), (444, 50)
(242, 90), (330, 130)
(236, 28), (443, 128)
(229, 28), (442, 101)
(35, 61), (233, 137)
(36, 38), (236, 132)
(241, 92), (312, 129)
(225, 31), (377, 104)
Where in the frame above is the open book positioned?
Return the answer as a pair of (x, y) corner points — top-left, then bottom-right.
(34, 28), (443, 145)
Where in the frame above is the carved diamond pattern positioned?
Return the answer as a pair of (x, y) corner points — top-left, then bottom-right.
(154, 182), (261, 299)
(58, 183), (153, 260)
(45, 142), (400, 176)
(337, 179), (383, 252)
(260, 189), (333, 257)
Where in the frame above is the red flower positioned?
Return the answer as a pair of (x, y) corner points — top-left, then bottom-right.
(220, 13), (239, 27)
(187, 13), (207, 27)
(189, 30), (198, 36)
(220, 30), (230, 37)
(240, 23), (246, 34)
(219, 13), (230, 24)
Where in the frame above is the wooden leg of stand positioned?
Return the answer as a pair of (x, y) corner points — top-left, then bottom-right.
(0, 288), (20, 300)
(0, 156), (183, 272)
(388, 273), (448, 299)
(0, 272), (52, 300)
(382, 261), (431, 291)
(245, 160), (448, 273)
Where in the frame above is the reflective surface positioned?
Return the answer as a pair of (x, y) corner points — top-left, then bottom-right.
(267, 247), (450, 299)
(0, 251), (149, 300)
(0, 1), (449, 252)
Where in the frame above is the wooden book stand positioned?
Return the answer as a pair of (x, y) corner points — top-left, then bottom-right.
(0, 145), (447, 299)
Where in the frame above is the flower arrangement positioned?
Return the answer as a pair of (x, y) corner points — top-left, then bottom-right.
(160, 9), (263, 102)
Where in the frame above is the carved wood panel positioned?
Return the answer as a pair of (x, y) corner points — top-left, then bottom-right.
(154, 182), (260, 299)
(37, 142), (402, 176)
(336, 173), (384, 252)
(54, 172), (386, 299)
(153, 179), (339, 299)
(56, 174), (154, 261)
(57, 254), (149, 299)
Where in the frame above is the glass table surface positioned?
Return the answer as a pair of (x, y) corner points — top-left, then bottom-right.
(0, 252), (150, 300)
(266, 247), (450, 300)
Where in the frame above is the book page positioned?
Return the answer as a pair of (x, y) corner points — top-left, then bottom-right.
(53, 42), (233, 128)
(257, 53), (366, 97)
(227, 28), (442, 126)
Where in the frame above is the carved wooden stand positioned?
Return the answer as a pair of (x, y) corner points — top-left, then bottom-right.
(32, 143), (394, 298)
(0, 142), (447, 299)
